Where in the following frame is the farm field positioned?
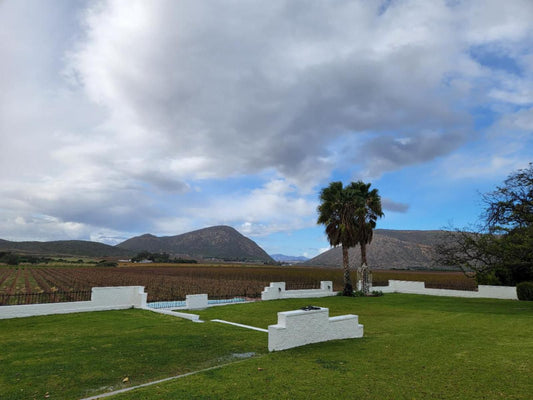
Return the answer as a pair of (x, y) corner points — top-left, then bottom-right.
(1, 295), (531, 399)
(0, 263), (477, 304)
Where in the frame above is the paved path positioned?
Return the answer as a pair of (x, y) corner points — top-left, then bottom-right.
(211, 319), (268, 332)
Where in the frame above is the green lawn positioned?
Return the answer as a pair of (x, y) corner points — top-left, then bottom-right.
(1, 295), (532, 399)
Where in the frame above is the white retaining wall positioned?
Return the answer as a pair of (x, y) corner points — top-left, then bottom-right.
(268, 307), (363, 351)
(373, 280), (518, 300)
(185, 294), (208, 310)
(0, 286), (148, 320)
(261, 281), (335, 301)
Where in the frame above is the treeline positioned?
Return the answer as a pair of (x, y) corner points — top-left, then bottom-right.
(0, 252), (114, 266)
(131, 251), (197, 264)
(0, 252), (55, 265)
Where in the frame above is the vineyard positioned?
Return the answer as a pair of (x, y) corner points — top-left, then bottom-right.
(0, 263), (477, 305)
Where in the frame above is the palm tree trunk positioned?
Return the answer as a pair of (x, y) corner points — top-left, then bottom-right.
(342, 245), (353, 296)
(361, 242), (367, 265)
(360, 242), (370, 295)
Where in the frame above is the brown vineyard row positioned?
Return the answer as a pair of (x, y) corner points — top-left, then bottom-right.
(0, 264), (477, 303)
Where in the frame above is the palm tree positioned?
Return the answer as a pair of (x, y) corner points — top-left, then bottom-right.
(349, 181), (384, 294)
(317, 181), (384, 296)
(317, 181), (360, 296)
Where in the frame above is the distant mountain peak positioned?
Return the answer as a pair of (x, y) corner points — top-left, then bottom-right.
(117, 225), (274, 263)
(270, 254), (309, 263)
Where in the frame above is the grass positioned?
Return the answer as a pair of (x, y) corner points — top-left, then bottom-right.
(1, 295), (532, 399)
(0, 309), (265, 399)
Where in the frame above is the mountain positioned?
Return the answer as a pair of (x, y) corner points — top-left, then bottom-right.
(304, 229), (454, 270)
(270, 254), (309, 263)
(117, 225), (274, 263)
(0, 239), (132, 258)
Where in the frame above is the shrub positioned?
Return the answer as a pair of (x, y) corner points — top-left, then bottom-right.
(97, 261), (118, 267)
(517, 281), (533, 301)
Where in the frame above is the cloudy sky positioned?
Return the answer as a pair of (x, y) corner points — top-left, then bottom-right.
(1, 0), (532, 257)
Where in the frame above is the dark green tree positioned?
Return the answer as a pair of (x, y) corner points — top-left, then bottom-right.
(317, 181), (384, 296)
(436, 163), (533, 285)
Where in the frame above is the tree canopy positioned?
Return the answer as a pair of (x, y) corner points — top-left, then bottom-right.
(436, 163), (533, 285)
(317, 181), (383, 295)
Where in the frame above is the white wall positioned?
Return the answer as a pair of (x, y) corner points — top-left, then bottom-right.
(185, 294), (208, 310)
(0, 286), (147, 320)
(261, 281), (335, 301)
(268, 307), (363, 351)
(373, 280), (518, 300)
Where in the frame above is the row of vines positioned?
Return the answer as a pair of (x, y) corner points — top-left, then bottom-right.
(0, 264), (476, 304)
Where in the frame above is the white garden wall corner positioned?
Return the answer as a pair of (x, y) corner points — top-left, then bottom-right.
(268, 307), (363, 351)
(261, 281), (335, 300)
(0, 286), (148, 320)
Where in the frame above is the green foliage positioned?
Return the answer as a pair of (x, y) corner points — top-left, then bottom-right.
(97, 260), (118, 267)
(371, 290), (384, 297)
(517, 281), (533, 301)
(317, 181), (383, 296)
(436, 163), (533, 285)
(4, 253), (19, 265)
(131, 251), (197, 263)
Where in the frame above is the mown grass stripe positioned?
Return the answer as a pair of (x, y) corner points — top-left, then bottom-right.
(79, 355), (261, 400)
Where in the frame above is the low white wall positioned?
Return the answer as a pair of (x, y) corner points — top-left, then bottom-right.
(185, 294), (208, 310)
(0, 286), (148, 320)
(268, 307), (363, 351)
(373, 280), (518, 300)
(261, 281), (335, 301)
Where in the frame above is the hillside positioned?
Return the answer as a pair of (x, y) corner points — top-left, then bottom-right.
(304, 229), (453, 270)
(117, 225), (274, 263)
(0, 239), (132, 258)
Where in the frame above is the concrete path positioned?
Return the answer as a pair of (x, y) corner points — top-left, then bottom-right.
(211, 319), (268, 332)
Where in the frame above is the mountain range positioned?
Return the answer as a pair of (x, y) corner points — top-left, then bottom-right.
(1, 226), (455, 269)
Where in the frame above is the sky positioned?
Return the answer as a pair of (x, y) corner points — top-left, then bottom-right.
(1, 0), (532, 258)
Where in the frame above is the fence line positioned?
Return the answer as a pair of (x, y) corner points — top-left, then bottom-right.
(0, 290), (92, 306)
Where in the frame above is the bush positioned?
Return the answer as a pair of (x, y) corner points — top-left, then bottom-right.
(517, 281), (533, 301)
(97, 261), (118, 267)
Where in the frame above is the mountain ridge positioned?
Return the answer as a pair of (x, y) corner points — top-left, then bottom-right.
(304, 229), (453, 270)
(0, 239), (132, 258)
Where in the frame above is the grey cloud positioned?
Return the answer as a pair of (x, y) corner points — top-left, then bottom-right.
(357, 130), (468, 178)
(382, 198), (409, 213)
(69, 1), (476, 186)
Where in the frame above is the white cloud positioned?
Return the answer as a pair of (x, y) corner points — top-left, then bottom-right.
(185, 179), (317, 236)
(1, 0), (532, 245)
